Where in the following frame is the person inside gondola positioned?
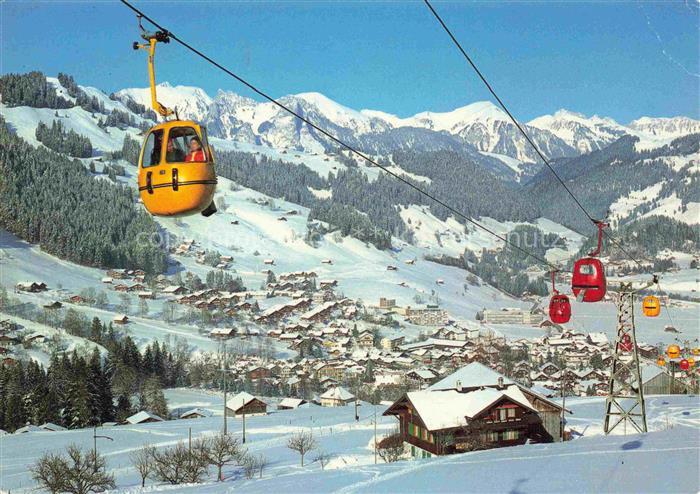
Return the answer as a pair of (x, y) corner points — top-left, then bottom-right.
(186, 136), (207, 162)
(165, 138), (185, 162)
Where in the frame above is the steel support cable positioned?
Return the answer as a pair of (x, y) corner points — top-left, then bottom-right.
(422, 0), (652, 274)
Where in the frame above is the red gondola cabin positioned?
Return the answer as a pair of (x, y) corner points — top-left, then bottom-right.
(549, 294), (571, 324)
(572, 258), (606, 302)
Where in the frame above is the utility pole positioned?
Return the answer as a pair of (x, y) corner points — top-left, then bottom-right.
(242, 397), (246, 443)
(92, 426), (113, 473)
(373, 405), (377, 465)
(354, 399), (359, 422)
(560, 363), (567, 442)
(603, 281), (651, 435)
(222, 340), (228, 436)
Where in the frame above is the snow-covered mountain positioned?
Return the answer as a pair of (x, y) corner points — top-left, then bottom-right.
(528, 109), (628, 154)
(365, 102), (578, 163)
(115, 82), (213, 122)
(114, 82), (699, 166)
(628, 116), (700, 139)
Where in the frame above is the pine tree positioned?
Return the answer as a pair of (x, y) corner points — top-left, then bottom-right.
(143, 377), (168, 419)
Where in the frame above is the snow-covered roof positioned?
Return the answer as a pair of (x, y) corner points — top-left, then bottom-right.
(39, 422), (67, 432)
(428, 362), (514, 391)
(227, 391), (265, 410)
(406, 385), (536, 431)
(320, 386), (355, 401)
(180, 408), (213, 419)
(125, 411), (164, 424)
(641, 363), (667, 383)
(409, 369), (437, 380)
(278, 397), (306, 409)
(14, 424), (45, 433)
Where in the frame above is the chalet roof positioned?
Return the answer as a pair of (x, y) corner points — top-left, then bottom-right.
(278, 397), (307, 409)
(39, 422), (67, 432)
(408, 369), (436, 380)
(126, 411), (164, 424)
(180, 408), (213, 419)
(428, 362), (514, 391)
(14, 424), (45, 433)
(320, 386), (355, 401)
(210, 327), (236, 336)
(641, 363), (667, 383)
(404, 385), (536, 431)
(227, 392), (266, 410)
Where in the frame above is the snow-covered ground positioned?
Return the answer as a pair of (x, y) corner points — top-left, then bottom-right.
(0, 391), (697, 493)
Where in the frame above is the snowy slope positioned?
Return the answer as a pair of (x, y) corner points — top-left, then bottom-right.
(0, 393), (697, 493)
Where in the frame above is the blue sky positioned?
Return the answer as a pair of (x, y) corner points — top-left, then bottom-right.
(2, 1), (698, 122)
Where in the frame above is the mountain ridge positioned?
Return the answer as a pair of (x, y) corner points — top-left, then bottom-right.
(114, 82), (700, 164)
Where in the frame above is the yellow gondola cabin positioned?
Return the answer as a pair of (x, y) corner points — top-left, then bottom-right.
(641, 295), (661, 317)
(138, 121), (217, 216)
(133, 27), (217, 217)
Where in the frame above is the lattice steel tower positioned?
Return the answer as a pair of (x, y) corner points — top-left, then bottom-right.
(603, 282), (649, 434)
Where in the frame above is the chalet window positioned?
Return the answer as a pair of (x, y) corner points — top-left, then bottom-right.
(486, 431), (498, 442)
(503, 430), (519, 441)
(507, 408), (516, 419)
(498, 409), (507, 421)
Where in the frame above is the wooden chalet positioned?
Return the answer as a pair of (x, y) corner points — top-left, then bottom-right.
(384, 363), (568, 458)
(278, 398), (308, 410)
(179, 408), (213, 419)
(320, 386), (355, 407)
(16, 281), (47, 293)
(226, 392), (268, 417)
(125, 411), (164, 424)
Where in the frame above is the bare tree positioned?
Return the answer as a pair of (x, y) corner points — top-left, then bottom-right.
(203, 433), (242, 481)
(31, 444), (115, 494)
(313, 449), (333, 470)
(148, 441), (210, 485)
(130, 445), (155, 487)
(377, 430), (404, 463)
(241, 453), (257, 480)
(287, 430), (317, 467)
(255, 453), (267, 479)
(31, 452), (67, 494)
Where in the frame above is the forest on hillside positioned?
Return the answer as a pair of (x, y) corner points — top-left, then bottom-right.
(0, 118), (166, 274)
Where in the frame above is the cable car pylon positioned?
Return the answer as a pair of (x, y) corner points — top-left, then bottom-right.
(603, 277), (657, 435)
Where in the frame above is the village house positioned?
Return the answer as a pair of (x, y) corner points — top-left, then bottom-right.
(16, 281), (48, 293)
(320, 386), (355, 407)
(301, 301), (338, 322)
(384, 363), (568, 459)
(357, 330), (375, 349)
(179, 408), (213, 419)
(278, 398), (308, 410)
(405, 368), (438, 389)
(112, 314), (129, 325)
(226, 392), (268, 417)
(405, 305), (449, 326)
(381, 335), (405, 351)
(315, 362), (346, 382)
(482, 308), (544, 326)
(209, 327), (236, 339)
(162, 285), (188, 296)
(125, 411), (165, 424)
